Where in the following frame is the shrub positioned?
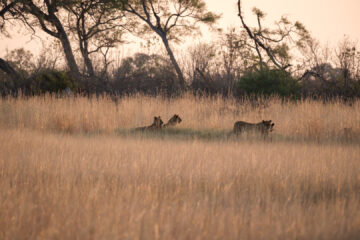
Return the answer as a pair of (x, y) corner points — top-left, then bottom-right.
(238, 67), (300, 98)
(112, 53), (178, 96)
(30, 70), (78, 94)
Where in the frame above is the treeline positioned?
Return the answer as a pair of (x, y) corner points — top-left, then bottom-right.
(0, 0), (359, 99)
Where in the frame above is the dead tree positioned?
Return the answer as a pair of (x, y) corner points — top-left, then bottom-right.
(237, 0), (310, 71)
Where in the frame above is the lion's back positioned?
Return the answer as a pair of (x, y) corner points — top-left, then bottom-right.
(233, 121), (254, 133)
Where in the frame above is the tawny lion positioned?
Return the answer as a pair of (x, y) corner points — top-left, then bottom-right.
(233, 120), (275, 136)
(163, 114), (182, 128)
(135, 116), (164, 131)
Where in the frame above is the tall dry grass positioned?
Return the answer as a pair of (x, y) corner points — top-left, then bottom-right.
(0, 95), (359, 239)
(0, 93), (359, 140)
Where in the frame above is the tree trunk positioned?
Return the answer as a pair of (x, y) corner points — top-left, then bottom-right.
(59, 35), (81, 79)
(80, 44), (95, 78)
(161, 36), (185, 90)
(83, 53), (95, 78)
(52, 16), (82, 82)
(0, 57), (21, 89)
(23, 1), (82, 82)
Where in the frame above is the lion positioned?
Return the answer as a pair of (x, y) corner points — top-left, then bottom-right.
(135, 116), (164, 131)
(233, 120), (275, 136)
(163, 114), (182, 128)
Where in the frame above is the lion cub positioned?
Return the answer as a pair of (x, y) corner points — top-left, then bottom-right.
(233, 120), (275, 135)
(163, 114), (182, 128)
(135, 116), (164, 131)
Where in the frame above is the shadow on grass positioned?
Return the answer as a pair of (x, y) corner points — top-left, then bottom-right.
(116, 128), (234, 141)
(114, 127), (360, 145)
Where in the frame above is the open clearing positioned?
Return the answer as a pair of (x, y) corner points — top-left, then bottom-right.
(0, 95), (359, 239)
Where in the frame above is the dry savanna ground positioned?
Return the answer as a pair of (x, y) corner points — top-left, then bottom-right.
(0, 94), (359, 240)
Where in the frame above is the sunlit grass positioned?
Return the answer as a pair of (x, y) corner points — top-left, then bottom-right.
(0, 94), (359, 239)
(1, 94), (359, 140)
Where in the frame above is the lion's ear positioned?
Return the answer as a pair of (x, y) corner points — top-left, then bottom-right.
(272, 123), (275, 126)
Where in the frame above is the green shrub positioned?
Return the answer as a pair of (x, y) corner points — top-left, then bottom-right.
(30, 70), (78, 94)
(238, 67), (300, 98)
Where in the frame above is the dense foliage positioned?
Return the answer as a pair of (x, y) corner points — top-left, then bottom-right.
(30, 70), (78, 94)
(238, 67), (300, 98)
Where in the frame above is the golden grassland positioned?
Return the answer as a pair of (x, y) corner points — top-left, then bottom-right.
(1, 93), (359, 139)
(0, 94), (360, 239)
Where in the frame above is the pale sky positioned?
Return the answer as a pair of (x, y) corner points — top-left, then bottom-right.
(0, 0), (359, 56)
(206, 0), (360, 44)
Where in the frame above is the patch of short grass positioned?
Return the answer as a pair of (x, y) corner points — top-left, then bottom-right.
(115, 127), (360, 145)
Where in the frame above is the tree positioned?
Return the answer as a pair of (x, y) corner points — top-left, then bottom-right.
(0, 0), (23, 90)
(64, 0), (128, 79)
(219, 27), (254, 82)
(1, 0), (128, 91)
(335, 37), (360, 88)
(4, 48), (35, 76)
(298, 36), (360, 97)
(113, 52), (178, 95)
(10, 0), (83, 81)
(0, 58), (21, 90)
(117, 0), (220, 89)
(0, 0), (20, 27)
(237, 0), (310, 71)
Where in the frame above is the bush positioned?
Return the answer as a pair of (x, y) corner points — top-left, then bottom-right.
(238, 67), (300, 98)
(29, 70), (78, 94)
(112, 53), (178, 96)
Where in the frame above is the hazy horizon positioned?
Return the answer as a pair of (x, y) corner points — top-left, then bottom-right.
(208, 0), (360, 44)
(0, 0), (359, 56)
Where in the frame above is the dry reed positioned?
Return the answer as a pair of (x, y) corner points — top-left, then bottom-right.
(0, 95), (359, 239)
(0, 94), (359, 140)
